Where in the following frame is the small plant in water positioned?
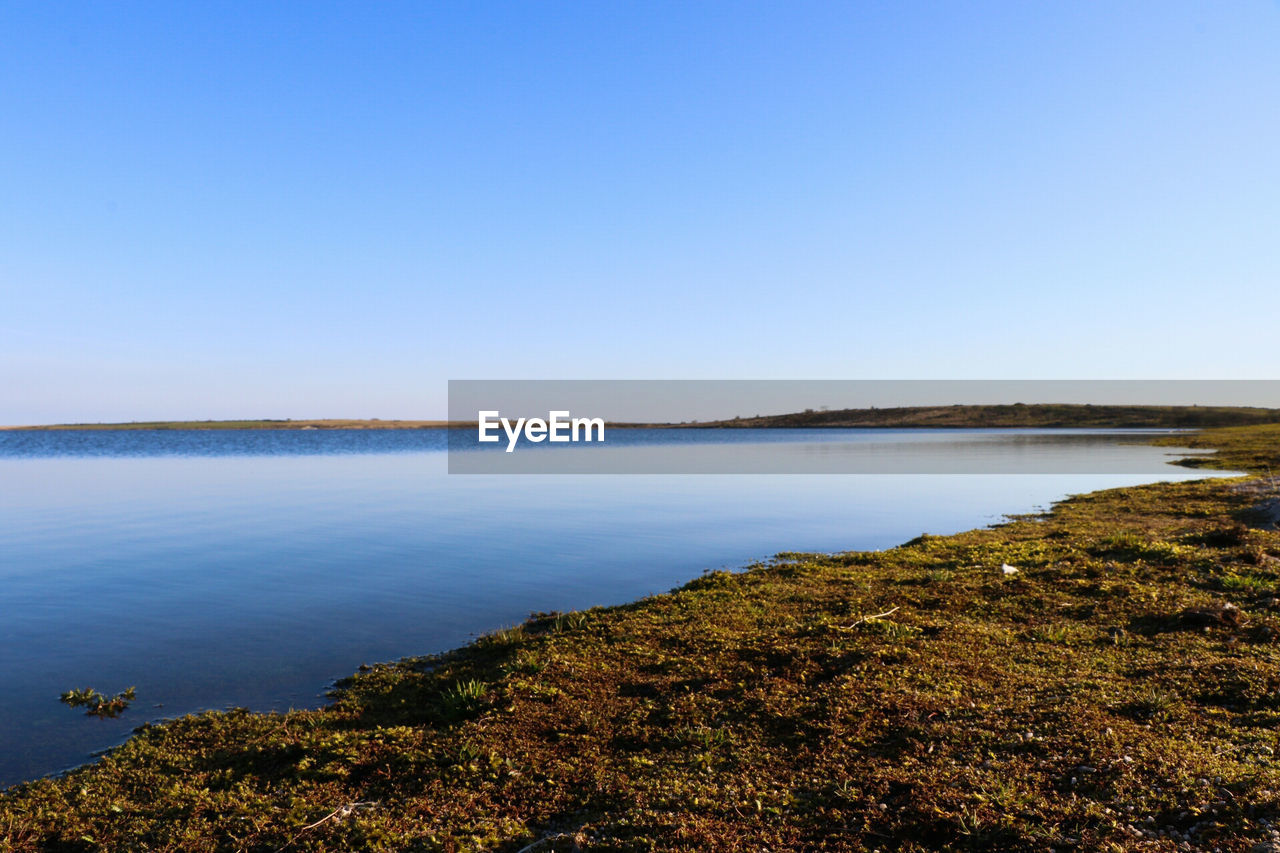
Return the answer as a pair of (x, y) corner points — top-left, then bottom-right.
(60, 686), (136, 718)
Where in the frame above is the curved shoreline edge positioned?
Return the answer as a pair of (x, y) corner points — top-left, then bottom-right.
(3, 425), (1280, 851)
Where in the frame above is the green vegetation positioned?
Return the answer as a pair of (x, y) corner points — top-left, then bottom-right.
(59, 687), (137, 720)
(4, 426), (1280, 850)
(698, 403), (1280, 429)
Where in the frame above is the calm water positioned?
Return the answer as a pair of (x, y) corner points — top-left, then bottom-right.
(0, 428), (1229, 787)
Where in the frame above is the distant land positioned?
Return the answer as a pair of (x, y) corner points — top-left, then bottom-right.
(688, 403), (1280, 429)
(7, 404), (1280, 431)
(0, 419), (456, 431)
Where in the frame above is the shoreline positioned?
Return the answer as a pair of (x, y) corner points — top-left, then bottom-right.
(3, 424), (1280, 850)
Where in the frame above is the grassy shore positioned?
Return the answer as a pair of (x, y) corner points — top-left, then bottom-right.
(4, 427), (1280, 851)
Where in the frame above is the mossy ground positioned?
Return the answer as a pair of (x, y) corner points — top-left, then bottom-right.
(4, 427), (1280, 851)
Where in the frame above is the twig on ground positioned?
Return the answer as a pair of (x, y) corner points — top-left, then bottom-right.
(515, 827), (590, 852)
(273, 802), (378, 852)
(843, 606), (900, 629)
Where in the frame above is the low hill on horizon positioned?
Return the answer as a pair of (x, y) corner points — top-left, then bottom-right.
(689, 403), (1280, 429)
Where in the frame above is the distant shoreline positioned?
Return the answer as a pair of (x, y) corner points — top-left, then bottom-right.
(0, 419), (461, 431)
(7, 403), (1280, 431)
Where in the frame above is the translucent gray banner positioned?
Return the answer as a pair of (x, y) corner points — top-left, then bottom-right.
(446, 380), (1280, 474)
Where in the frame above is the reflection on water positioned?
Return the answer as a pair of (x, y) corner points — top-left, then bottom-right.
(448, 427), (1209, 473)
(0, 428), (1232, 786)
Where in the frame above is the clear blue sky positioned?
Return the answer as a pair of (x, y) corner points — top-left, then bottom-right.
(2, 2), (1278, 422)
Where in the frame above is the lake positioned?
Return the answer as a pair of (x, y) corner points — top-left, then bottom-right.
(0, 427), (1231, 787)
